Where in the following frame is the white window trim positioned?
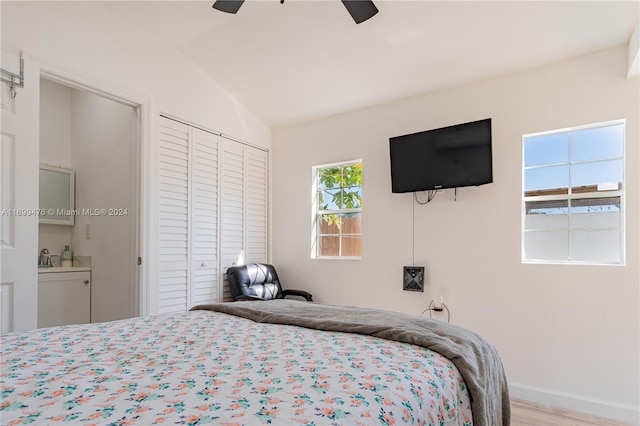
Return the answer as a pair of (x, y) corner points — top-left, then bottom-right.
(311, 159), (363, 260)
(521, 119), (626, 266)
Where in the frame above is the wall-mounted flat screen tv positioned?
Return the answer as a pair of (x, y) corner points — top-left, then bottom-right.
(389, 118), (493, 193)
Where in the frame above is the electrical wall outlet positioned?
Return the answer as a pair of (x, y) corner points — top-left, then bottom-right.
(433, 296), (444, 311)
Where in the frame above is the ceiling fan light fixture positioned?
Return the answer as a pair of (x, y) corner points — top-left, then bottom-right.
(212, 0), (378, 24)
(212, 0), (245, 14)
(341, 0), (378, 24)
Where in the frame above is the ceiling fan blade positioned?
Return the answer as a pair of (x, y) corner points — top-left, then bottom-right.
(212, 0), (245, 14)
(341, 0), (378, 24)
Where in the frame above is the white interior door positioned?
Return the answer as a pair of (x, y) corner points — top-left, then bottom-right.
(0, 53), (39, 332)
(220, 139), (245, 301)
(245, 146), (268, 264)
(219, 140), (268, 302)
(190, 127), (219, 306)
(157, 117), (221, 313)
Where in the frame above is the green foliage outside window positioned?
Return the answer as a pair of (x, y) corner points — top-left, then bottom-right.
(318, 163), (362, 227)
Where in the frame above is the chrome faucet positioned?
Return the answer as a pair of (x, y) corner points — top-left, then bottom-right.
(38, 248), (52, 267)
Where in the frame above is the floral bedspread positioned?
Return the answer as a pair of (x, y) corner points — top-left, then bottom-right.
(1, 310), (472, 425)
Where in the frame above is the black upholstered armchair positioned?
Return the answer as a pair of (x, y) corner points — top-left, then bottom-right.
(226, 263), (313, 302)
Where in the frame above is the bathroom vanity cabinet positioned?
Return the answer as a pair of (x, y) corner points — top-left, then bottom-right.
(37, 268), (91, 328)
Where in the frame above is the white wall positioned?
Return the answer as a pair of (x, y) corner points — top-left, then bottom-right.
(39, 79), (72, 166)
(271, 46), (639, 422)
(70, 90), (137, 323)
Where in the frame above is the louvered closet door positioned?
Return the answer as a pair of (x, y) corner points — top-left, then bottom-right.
(220, 139), (245, 301)
(157, 117), (268, 308)
(245, 147), (268, 263)
(158, 118), (190, 313)
(220, 140), (268, 301)
(190, 128), (219, 306)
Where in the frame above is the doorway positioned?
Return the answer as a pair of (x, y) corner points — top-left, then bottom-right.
(39, 76), (141, 323)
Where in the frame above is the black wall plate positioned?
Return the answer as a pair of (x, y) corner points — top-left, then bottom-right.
(403, 266), (424, 292)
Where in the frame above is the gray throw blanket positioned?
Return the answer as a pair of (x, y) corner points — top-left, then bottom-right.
(191, 300), (510, 426)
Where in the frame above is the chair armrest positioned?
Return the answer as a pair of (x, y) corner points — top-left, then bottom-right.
(234, 294), (266, 301)
(281, 289), (313, 302)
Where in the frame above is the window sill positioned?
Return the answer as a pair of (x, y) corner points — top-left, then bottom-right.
(522, 259), (624, 266)
(312, 256), (361, 261)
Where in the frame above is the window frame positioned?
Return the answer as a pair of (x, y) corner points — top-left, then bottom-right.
(521, 119), (625, 266)
(311, 159), (363, 260)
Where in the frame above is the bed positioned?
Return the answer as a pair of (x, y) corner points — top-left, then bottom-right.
(1, 300), (510, 425)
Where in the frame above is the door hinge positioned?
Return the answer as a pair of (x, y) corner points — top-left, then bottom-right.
(138, 257), (142, 266)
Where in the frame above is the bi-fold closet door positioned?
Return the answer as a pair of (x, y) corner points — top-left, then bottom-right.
(158, 116), (267, 314)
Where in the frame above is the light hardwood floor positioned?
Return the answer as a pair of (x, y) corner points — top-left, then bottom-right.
(511, 399), (637, 426)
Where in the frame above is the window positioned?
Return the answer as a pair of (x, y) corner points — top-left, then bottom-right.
(522, 120), (624, 264)
(312, 161), (362, 259)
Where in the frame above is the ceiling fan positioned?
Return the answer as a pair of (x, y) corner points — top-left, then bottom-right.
(212, 0), (379, 24)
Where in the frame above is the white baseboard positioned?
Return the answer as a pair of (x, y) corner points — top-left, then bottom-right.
(509, 382), (640, 424)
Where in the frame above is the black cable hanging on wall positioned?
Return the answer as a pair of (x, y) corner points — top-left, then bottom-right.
(411, 190), (436, 266)
(410, 189), (452, 322)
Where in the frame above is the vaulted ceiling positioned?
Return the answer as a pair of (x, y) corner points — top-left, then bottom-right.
(96, 1), (639, 129)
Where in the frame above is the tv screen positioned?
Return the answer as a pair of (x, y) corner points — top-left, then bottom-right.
(389, 118), (493, 193)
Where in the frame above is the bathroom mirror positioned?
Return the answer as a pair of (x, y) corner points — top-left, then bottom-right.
(39, 165), (75, 225)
